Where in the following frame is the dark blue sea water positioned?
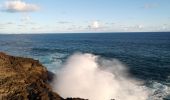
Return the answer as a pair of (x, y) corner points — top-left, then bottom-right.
(0, 32), (170, 99)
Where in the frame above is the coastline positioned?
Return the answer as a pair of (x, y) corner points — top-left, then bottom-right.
(0, 52), (86, 100)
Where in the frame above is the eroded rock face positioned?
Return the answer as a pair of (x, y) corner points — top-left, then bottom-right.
(0, 52), (63, 100)
(0, 52), (86, 100)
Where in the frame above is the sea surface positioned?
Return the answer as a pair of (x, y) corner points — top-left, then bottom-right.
(0, 32), (170, 99)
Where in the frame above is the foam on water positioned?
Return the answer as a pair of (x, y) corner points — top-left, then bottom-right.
(50, 53), (170, 100)
(148, 81), (170, 100)
(36, 52), (68, 72)
(52, 53), (150, 100)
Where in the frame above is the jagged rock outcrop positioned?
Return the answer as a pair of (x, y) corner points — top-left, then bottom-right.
(0, 52), (86, 100)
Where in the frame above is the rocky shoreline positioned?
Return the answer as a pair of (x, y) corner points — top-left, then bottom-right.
(0, 52), (86, 100)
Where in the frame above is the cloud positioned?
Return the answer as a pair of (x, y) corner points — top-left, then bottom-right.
(6, 22), (15, 25)
(88, 21), (100, 29)
(143, 3), (159, 9)
(136, 24), (143, 29)
(0, 27), (5, 29)
(18, 24), (25, 27)
(0, 24), (6, 29)
(120, 24), (144, 31)
(161, 24), (170, 31)
(57, 21), (72, 24)
(21, 15), (31, 21)
(31, 26), (42, 30)
(0, 22), (15, 26)
(20, 15), (36, 25)
(105, 22), (115, 25)
(2, 0), (39, 13)
(0, 22), (15, 31)
(92, 21), (99, 28)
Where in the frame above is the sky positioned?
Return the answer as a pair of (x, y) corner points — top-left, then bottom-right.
(0, 0), (170, 33)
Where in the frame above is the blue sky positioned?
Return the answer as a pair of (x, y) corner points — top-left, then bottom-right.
(0, 0), (170, 33)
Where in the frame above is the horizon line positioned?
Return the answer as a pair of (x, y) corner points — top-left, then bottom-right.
(0, 31), (170, 35)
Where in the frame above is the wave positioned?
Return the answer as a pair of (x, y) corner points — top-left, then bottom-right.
(52, 53), (151, 100)
(147, 81), (170, 100)
(49, 53), (170, 100)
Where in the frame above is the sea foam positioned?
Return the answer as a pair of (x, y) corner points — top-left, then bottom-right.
(52, 53), (150, 100)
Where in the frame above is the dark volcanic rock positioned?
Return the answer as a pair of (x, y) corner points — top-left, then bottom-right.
(0, 52), (86, 100)
(65, 98), (88, 100)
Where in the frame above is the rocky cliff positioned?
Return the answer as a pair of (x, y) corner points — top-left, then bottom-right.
(0, 52), (86, 100)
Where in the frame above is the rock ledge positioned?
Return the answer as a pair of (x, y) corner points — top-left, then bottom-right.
(0, 52), (86, 100)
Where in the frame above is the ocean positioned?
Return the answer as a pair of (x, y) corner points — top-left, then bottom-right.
(0, 32), (170, 99)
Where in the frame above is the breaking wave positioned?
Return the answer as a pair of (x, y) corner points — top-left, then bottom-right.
(52, 53), (151, 100)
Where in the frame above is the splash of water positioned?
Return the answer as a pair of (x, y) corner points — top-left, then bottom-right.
(52, 53), (150, 100)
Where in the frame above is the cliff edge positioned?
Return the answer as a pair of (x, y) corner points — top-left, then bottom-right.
(0, 52), (86, 100)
